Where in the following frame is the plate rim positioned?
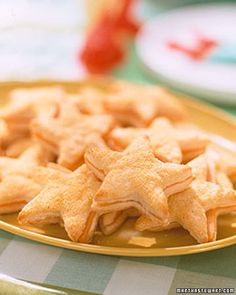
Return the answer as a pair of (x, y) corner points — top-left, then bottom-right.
(1, 219), (236, 257)
(0, 79), (236, 257)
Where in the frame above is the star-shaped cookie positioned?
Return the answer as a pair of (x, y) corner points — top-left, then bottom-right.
(137, 179), (236, 243)
(174, 124), (210, 163)
(32, 101), (115, 170)
(168, 180), (236, 243)
(0, 119), (29, 155)
(109, 118), (182, 163)
(5, 137), (33, 158)
(85, 136), (193, 222)
(0, 145), (53, 214)
(69, 87), (106, 115)
(189, 152), (233, 188)
(0, 86), (65, 133)
(0, 145), (52, 178)
(206, 143), (236, 183)
(136, 152), (233, 232)
(105, 81), (186, 127)
(18, 164), (101, 243)
(109, 118), (209, 163)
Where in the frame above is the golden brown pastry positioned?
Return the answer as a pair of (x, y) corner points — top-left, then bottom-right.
(0, 119), (30, 155)
(169, 180), (236, 243)
(5, 137), (33, 158)
(105, 81), (186, 127)
(0, 79), (233, 246)
(135, 215), (179, 232)
(85, 136), (193, 222)
(137, 178), (236, 242)
(32, 101), (115, 170)
(187, 153), (232, 188)
(109, 118), (182, 163)
(0, 86), (65, 133)
(69, 87), (106, 114)
(109, 119), (209, 163)
(0, 145), (52, 214)
(18, 164), (101, 243)
(99, 208), (139, 235)
(175, 124), (210, 162)
(206, 143), (236, 183)
(135, 151), (233, 233)
(0, 145), (49, 178)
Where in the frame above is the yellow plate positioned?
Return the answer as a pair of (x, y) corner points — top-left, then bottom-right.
(0, 79), (236, 257)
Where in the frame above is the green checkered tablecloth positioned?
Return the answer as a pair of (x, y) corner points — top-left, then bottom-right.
(0, 231), (236, 294)
(0, 1), (236, 294)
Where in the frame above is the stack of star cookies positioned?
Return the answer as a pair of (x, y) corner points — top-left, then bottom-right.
(0, 79), (236, 245)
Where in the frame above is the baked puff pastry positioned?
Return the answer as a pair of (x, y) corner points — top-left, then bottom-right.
(5, 137), (33, 158)
(169, 180), (236, 243)
(109, 118), (182, 163)
(105, 81), (186, 127)
(0, 79), (234, 245)
(18, 164), (101, 243)
(85, 136), (193, 222)
(174, 124), (210, 163)
(109, 119), (209, 163)
(206, 143), (236, 183)
(0, 145), (52, 214)
(0, 86), (65, 133)
(69, 87), (106, 115)
(0, 119), (29, 154)
(32, 101), (115, 170)
(137, 153), (234, 235)
(99, 208), (139, 235)
(189, 153), (233, 188)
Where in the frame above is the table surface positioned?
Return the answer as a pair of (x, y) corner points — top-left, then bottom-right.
(0, 1), (236, 294)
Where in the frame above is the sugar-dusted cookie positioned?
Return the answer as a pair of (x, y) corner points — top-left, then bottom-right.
(85, 136), (193, 222)
(137, 179), (236, 243)
(109, 118), (182, 163)
(32, 101), (115, 170)
(69, 87), (106, 115)
(206, 143), (236, 183)
(105, 81), (186, 127)
(189, 153), (233, 188)
(0, 86), (65, 133)
(136, 152), (234, 233)
(109, 119), (209, 163)
(18, 164), (101, 243)
(5, 137), (33, 158)
(169, 180), (236, 243)
(174, 123), (210, 162)
(0, 145), (53, 214)
(0, 119), (30, 154)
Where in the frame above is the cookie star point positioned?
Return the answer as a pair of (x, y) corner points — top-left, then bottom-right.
(0, 145), (52, 214)
(169, 180), (236, 243)
(18, 164), (101, 243)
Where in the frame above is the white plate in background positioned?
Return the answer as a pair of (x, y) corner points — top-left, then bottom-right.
(136, 3), (236, 104)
